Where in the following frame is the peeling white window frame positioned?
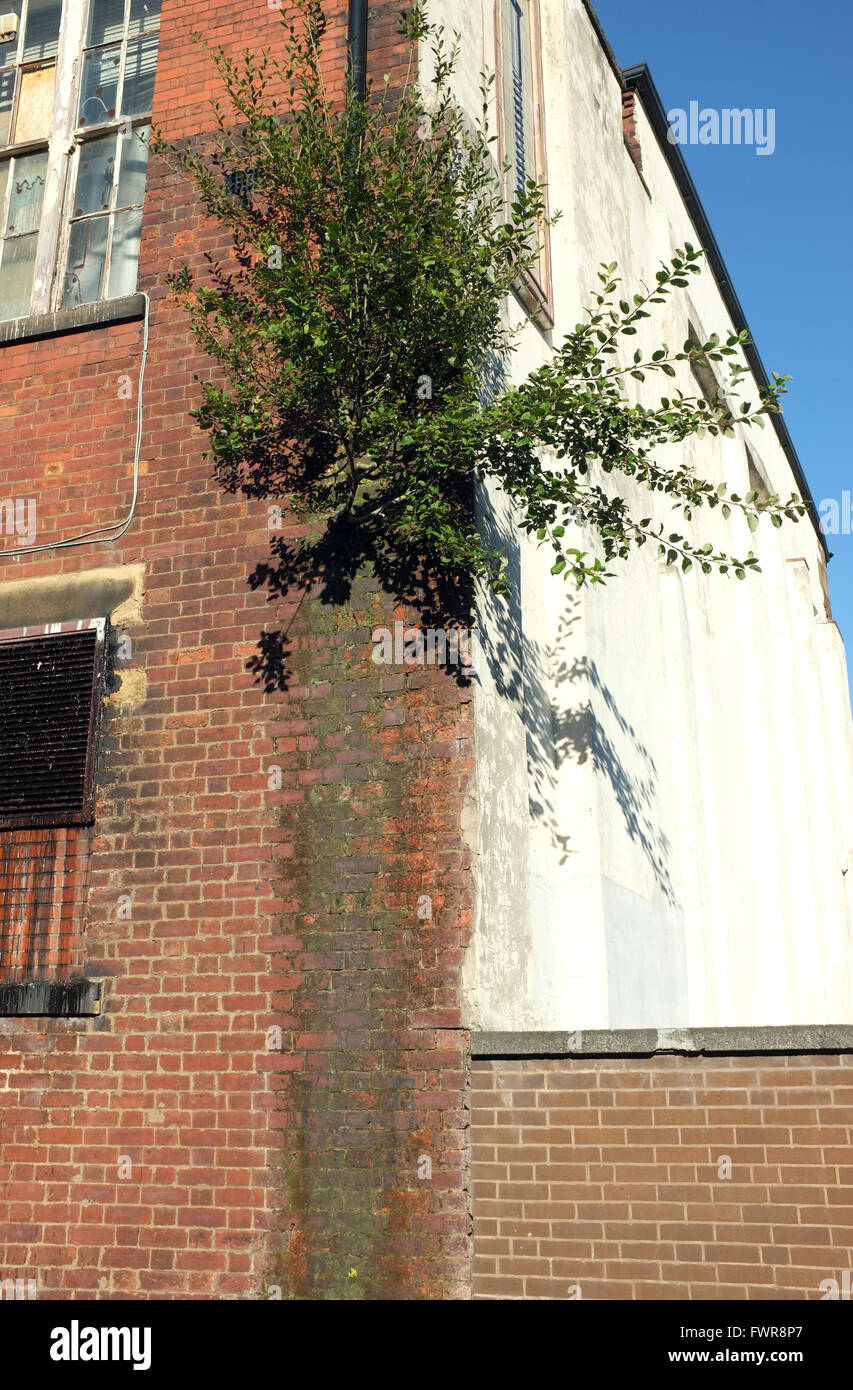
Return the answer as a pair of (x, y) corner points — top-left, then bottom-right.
(0, 0), (159, 321)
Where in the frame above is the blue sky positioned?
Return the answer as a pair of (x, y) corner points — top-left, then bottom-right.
(592, 0), (853, 675)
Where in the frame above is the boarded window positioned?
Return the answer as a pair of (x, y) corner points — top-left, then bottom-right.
(0, 619), (106, 829)
(0, 823), (93, 982)
(0, 0), (61, 146)
(12, 61), (54, 142)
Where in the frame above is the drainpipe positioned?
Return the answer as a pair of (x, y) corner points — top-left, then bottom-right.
(347, 0), (368, 99)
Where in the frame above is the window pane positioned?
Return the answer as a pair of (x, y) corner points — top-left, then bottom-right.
(0, 66), (14, 145)
(129, 0), (161, 37)
(121, 32), (157, 116)
(0, 230), (37, 318)
(0, 3), (23, 68)
(78, 43), (121, 126)
(6, 150), (47, 233)
(87, 0), (126, 47)
(116, 122), (148, 207)
(108, 205), (142, 296)
(63, 214), (109, 305)
(72, 134), (116, 215)
(13, 62), (55, 143)
(22, 0), (61, 62)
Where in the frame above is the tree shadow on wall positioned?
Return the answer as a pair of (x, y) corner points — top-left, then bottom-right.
(244, 511), (477, 694)
(232, 339), (516, 694)
(476, 488), (675, 903)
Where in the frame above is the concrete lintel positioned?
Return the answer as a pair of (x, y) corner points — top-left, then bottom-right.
(0, 979), (102, 1018)
(0, 564), (145, 629)
(0, 294), (145, 347)
(472, 1025), (853, 1058)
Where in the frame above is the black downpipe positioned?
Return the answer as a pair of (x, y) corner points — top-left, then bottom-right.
(347, 0), (368, 100)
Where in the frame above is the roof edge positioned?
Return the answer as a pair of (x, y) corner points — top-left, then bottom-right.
(620, 62), (826, 557)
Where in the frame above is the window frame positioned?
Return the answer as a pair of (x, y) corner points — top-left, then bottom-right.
(0, 616), (107, 831)
(0, 0), (159, 323)
(58, 116), (150, 308)
(0, 146), (49, 316)
(0, 1), (63, 149)
(494, 0), (554, 330)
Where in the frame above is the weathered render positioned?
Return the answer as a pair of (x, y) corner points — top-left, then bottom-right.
(446, 0), (853, 1032)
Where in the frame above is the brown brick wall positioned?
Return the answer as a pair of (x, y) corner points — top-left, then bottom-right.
(0, 827), (92, 980)
(472, 1055), (853, 1300)
(0, 0), (472, 1301)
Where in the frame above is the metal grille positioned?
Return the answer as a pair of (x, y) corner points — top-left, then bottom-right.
(224, 167), (258, 206)
(0, 623), (105, 828)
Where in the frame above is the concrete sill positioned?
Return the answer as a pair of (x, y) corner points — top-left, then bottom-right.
(472, 1025), (853, 1058)
(0, 294), (146, 347)
(0, 978), (102, 1017)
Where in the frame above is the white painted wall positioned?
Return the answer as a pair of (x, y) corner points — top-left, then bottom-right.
(423, 0), (853, 1029)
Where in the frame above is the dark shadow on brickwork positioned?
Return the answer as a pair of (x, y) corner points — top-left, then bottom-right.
(244, 509), (477, 694)
(182, 240), (482, 695)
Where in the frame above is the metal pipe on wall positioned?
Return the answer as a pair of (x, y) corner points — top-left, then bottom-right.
(347, 0), (368, 99)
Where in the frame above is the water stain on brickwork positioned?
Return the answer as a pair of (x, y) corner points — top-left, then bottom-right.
(270, 582), (472, 1299)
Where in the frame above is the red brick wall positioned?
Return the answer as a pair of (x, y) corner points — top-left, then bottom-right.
(0, 827), (92, 980)
(0, 0), (472, 1301)
(472, 1055), (853, 1300)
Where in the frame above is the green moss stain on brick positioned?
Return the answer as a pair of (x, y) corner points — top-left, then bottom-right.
(271, 579), (472, 1299)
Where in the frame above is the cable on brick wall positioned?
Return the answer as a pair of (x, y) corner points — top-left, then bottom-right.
(3, 290), (150, 558)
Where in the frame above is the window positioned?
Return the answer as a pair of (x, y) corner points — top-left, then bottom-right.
(0, 0), (161, 322)
(496, 0), (552, 327)
(745, 445), (772, 505)
(686, 317), (735, 427)
(0, 618), (106, 1014)
(0, 148), (48, 317)
(0, 1), (62, 147)
(0, 619), (107, 828)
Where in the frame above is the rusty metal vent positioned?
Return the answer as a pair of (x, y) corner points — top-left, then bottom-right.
(0, 621), (106, 829)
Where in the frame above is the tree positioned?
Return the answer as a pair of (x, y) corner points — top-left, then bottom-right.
(154, 0), (804, 678)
